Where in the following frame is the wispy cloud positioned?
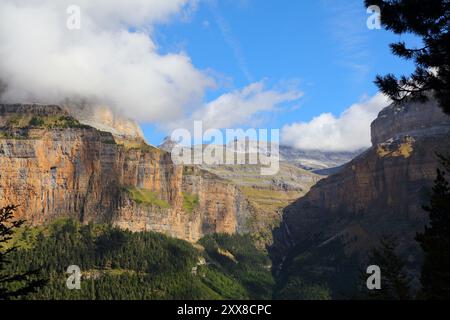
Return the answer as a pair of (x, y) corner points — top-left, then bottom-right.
(171, 81), (303, 130)
(0, 0), (214, 123)
(207, 0), (253, 83)
(322, 0), (372, 81)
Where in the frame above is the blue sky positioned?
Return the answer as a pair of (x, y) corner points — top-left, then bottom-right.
(0, 0), (420, 151)
(140, 0), (419, 147)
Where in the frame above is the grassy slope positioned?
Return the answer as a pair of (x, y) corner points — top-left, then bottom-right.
(124, 187), (170, 209)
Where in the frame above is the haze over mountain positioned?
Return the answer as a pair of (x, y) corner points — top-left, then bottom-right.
(159, 137), (362, 173)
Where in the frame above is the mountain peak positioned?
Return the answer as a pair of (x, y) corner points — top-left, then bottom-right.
(371, 97), (450, 145)
(61, 101), (144, 140)
(158, 136), (178, 152)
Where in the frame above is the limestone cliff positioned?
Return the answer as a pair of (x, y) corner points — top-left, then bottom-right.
(272, 98), (450, 295)
(0, 104), (250, 242)
(61, 101), (145, 140)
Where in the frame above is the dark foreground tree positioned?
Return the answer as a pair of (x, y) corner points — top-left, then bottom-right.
(0, 205), (47, 300)
(363, 236), (411, 300)
(276, 276), (331, 300)
(365, 0), (450, 115)
(416, 155), (450, 300)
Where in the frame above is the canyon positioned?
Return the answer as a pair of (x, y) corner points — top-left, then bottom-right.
(1, 95), (447, 276)
(0, 103), (329, 244)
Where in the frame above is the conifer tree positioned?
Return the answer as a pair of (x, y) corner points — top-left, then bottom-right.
(416, 155), (450, 300)
(365, 0), (450, 115)
(364, 236), (411, 300)
(0, 205), (47, 300)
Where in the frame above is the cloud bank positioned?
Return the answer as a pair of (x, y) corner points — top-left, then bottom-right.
(0, 0), (213, 123)
(281, 93), (391, 152)
(0, 0), (302, 129)
(0, 0), (383, 153)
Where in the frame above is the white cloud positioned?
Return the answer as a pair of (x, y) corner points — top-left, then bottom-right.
(173, 81), (303, 130)
(0, 0), (304, 129)
(76, 0), (196, 28)
(0, 0), (212, 123)
(281, 93), (391, 152)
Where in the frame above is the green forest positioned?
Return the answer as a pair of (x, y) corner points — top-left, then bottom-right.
(2, 219), (276, 300)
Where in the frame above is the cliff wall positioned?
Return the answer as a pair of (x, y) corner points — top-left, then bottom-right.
(272, 98), (450, 294)
(0, 104), (250, 242)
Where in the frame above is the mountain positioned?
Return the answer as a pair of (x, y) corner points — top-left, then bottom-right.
(159, 139), (327, 247)
(271, 97), (450, 298)
(278, 145), (364, 173)
(61, 100), (145, 140)
(0, 104), (253, 242)
(159, 136), (178, 153)
(199, 161), (321, 248)
(158, 136), (360, 247)
(0, 103), (331, 248)
(160, 138), (360, 174)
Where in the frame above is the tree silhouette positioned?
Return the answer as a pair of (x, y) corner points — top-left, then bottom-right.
(363, 235), (411, 300)
(416, 155), (450, 300)
(0, 205), (47, 300)
(365, 0), (450, 115)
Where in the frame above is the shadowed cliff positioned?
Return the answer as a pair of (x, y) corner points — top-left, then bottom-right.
(271, 97), (450, 298)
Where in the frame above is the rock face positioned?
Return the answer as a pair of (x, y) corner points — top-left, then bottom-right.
(272, 98), (450, 295)
(200, 162), (321, 248)
(158, 136), (178, 153)
(61, 101), (145, 140)
(371, 97), (450, 145)
(278, 145), (363, 172)
(0, 104), (250, 242)
(158, 139), (323, 247)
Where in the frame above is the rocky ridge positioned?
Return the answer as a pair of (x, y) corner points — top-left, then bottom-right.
(0, 104), (251, 242)
(272, 97), (450, 296)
